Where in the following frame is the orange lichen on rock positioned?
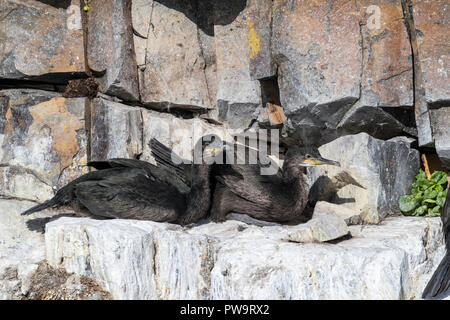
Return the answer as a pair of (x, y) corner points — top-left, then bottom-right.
(28, 97), (84, 170)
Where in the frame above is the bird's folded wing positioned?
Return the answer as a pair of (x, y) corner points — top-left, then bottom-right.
(216, 163), (279, 208)
(74, 168), (182, 222)
(88, 157), (191, 193)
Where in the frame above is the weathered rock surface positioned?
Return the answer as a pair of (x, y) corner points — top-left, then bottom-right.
(0, 199), (111, 299)
(313, 201), (362, 226)
(90, 98), (143, 161)
(410, 0), (450, 106)
(272, 0), (416, 145)
(215, 0), (263, 130)
(284, 211), (349, 243)
(307, 133), (420, 224)
(87, 0), (139, 101)
(430, 107), (450, 168)
(140, 108), (230, 163)
(0, 89), (89, 200)
(139, 0), (212, 111)
(45, 215), (445, 300)
(0, 0), (86, 82)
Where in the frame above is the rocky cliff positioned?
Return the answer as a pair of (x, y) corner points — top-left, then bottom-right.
(0, 0), (449, 300)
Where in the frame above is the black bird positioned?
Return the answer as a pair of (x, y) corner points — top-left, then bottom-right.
(209, 144), (341, 223)
(21, 135), (221, 225)
(150, 138), (341, 223)
(422, 176), (450, 299)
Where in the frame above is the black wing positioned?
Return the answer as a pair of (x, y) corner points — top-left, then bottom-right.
(148, 138), (193, 185)
(88, 158), (190, 194)
(74, 167), (184, 222)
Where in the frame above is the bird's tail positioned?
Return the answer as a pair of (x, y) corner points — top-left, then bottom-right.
(21, 198), (57, 216)
(422, 251), (450, 298)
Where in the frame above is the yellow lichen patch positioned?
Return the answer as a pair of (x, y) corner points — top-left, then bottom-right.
(28, 97), (84, 170)
(247, 20), (261, 59)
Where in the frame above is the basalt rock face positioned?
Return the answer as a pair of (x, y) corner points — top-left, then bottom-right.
(86, 0), (140, 101)
(0, 89), (89, 201)
(0, 0), (86, 82)
(307, 133), (421, 224)
(0, 0), (449, 301)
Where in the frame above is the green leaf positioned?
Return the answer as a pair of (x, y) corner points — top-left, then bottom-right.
(430, 171), (443, 183)
(399, 195), (416, 213)
(437, 174), (448, 185)
(414, 205), (428, 216)
(427, 206), (441, 217)
(424, 188), (438, 200)
(423, 199), (436, 204)
(416, 169), (427, 180)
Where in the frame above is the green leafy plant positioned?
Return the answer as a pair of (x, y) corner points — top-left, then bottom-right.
(398, 169), (448, 217)
(83, 0), (90, 12)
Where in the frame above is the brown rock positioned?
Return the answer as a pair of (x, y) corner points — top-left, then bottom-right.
(139, 0), (212, 111)
(358, 0), (413, 107)
(272, 0), (361, 116)
(86, 0), (139, 101)
(214, 0), (263, 130)
(247, 0), (276, 80)
(411, 0), (450, 105)
(0, 0), (86, 82)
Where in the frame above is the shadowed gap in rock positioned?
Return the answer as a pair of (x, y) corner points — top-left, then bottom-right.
(35, 0), (71, 9)
(154, 0), (246, 36)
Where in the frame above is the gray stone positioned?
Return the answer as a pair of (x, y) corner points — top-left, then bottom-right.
(307, 133), (420, 224)
(247, 0), (275, 80)
(430, 107), (450, 168)
(87, 0), (139, 101)
(90, 98), (143, 161)
(140, 108), (231, 164)
(0, 199), (111, 299)
(284, 211), (349, 243)
(44, 215), (445, 300)
(313, 201), (362, 226)
(131, 0), (153, 66)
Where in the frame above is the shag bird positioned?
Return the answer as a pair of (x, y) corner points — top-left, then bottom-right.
(209, 144), (341, 223)
(422, 176), (450, 299)
(21, 135), (221, 225)
(150, 137), (341, 223)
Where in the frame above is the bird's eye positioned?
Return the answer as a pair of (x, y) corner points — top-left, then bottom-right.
(305, 154), (312, 158)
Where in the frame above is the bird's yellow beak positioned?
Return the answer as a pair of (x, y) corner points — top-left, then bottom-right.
(204, 147), (222, 156)
(303, 157), (340, 167)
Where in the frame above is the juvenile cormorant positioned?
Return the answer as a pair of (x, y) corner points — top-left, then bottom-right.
(21, 135), (221, 225)
(209, 144), (340, 223)
(422, 176), (450, 298)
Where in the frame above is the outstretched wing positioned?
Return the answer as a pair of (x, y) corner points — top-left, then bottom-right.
(74, 168), (184, 222)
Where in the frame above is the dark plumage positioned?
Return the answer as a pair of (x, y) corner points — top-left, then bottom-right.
(21, 135), (220, 225)
(208, 144), (340, 223)
(150, 137), (341, 223)
(422, 177), (450, 299)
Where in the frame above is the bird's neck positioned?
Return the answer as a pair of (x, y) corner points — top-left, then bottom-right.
(181, 164), (212, 225)
(282, 162), (308, 215)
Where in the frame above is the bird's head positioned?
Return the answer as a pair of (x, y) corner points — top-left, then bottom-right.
(285, 146), (340, 168)
(193, 134), (225, 163)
